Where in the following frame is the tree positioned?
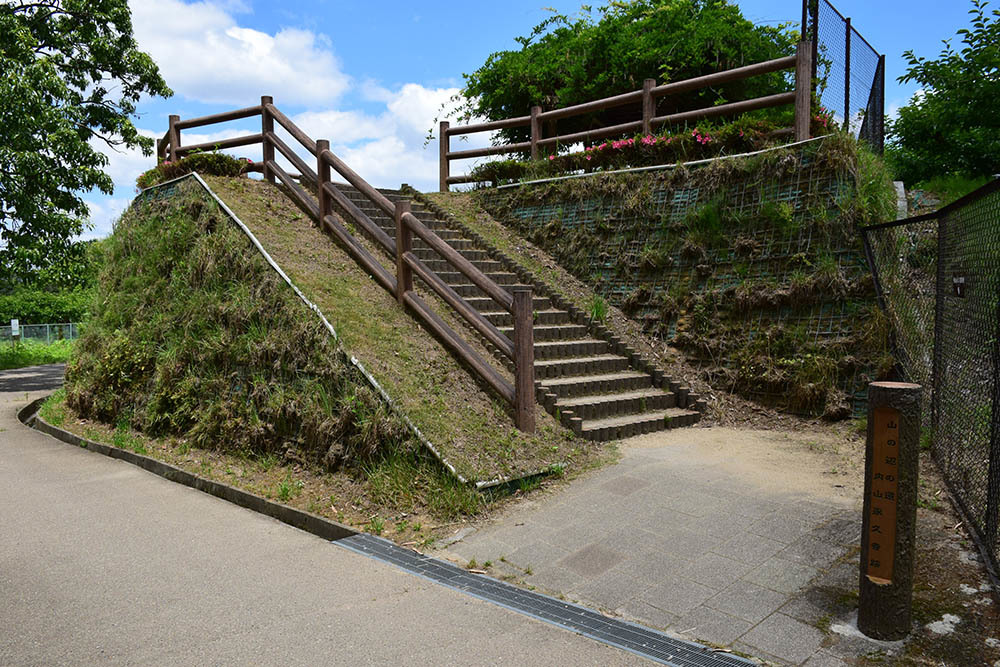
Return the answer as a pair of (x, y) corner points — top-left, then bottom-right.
(455, 0), (797, 145)
(886, 0), (1000, 184)
(0, 0), (171, 289)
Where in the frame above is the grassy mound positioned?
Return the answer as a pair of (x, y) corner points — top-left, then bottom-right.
(65, 177), (405, 470)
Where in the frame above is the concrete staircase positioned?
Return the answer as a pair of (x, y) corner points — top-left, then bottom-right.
(331, 184), (704, 441)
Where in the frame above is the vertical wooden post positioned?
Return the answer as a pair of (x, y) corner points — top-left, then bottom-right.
(394, 201), (413, 305)
(316, 139), (330, 224)
(261, 95), (275, 184)
(439, 121), (450, 193)
(167, 115), (180, 162)
(530, 106), (542, 161)
(642, 78), (656, 136)
(794, 41), (813, 142)
(512, 286), (536, 433)
(157, 137), (166, 164)
(858, 381), (921, 640)
(844, 17), (852, 130)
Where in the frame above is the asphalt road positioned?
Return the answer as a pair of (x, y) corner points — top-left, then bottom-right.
(0, 365), (646, 666)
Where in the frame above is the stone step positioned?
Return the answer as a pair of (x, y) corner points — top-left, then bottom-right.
(438, 271), (520, 287)
(534, 354), (631, 380)
(555, 388), (675, 421)
(533, 338), (608, 361)
(498, 324), (589, 342)
(484, 309), (570, 327)
(465, 294), (550, 313)
(576, 409), (700, 441)
(413, 246), (492, 263)
(419, 256), (505, 275)
(540, 371), (654, 398)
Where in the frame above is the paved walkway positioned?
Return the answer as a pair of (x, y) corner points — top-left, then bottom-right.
(439, 429), (876, 665)
(0, 365), (646, 666)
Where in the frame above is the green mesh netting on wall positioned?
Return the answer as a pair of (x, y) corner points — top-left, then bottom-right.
(477, 139), (893, 417)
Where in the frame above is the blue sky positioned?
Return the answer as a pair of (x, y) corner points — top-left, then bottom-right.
(85, 0), (980, 239)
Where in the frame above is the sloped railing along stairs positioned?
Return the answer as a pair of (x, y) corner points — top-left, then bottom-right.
(156, 98), (702, 439)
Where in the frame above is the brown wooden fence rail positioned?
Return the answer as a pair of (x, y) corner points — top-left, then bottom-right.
(439, 40), (814, 191)
(156, 97), (537, 433)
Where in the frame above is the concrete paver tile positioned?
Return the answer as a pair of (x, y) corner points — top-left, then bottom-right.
(678, 553), (755, 591)
(739, 612), (826, 664)
(747, 514), (817, 545)
(654, 526), (726, 561)
(575, 566), (657, 609)
(640, 576), (716, 616)
(704, 580), (788, 624)
(803, 651), (849, 666)
(619, 599), (679, 631)
(507, 540), (572, 572)
(712, 531), (787, 565)
(672, 606), (753, 647)
(777, 534), (850, 570)
(744, 556), (820, 594)
(557, 542), (626, 578)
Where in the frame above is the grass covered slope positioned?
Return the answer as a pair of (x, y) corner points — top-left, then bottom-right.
(65, 177), (406, 469)
(202, 175), (597, 483)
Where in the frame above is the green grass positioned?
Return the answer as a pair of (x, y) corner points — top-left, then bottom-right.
(914, 173), (991, 205)
(39, 389), (68, 427)
(0, 338), (75, 370)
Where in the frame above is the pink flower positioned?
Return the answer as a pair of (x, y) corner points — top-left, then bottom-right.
(548, 155), (556, 160)
(738, 130), (744, 138)
(585, 155), (592, 161)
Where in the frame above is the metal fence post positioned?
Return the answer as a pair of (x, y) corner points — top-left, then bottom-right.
(439, 121), (450, 193)
(512, 287), (536, 433)
(844, 17), (852, 130)
(987, 291), (1000, 552)
(261, 95), (275, 184)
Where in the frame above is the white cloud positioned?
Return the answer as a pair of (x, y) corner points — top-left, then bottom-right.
(130, 0), (349, 106)
(83, 197), (133, 240)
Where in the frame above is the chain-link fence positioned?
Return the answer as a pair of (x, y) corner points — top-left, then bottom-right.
(863, 179), (1000, 586)
(0, 323), (80, 343)
(805, 0), (885, 152)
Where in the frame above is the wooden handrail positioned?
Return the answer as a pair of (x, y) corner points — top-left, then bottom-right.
(175, 105), (262, 131)
(439, 46), (811, 191)
(157, 98), (537, 433)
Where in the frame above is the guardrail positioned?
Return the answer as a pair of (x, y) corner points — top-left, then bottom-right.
(439, 40), (813, 191)
(157, 99), (536, 433)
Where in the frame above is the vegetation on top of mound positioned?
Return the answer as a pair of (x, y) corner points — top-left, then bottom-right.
(466, 112), (838, 186)
(65, 177), (406, 471)
(136, 152), (252, 190)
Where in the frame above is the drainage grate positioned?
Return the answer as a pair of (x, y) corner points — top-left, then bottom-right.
(336, 533), (754, 667)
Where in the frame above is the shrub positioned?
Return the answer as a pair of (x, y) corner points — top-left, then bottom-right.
(136, 152), (251, 189)
(0, 288), (92, 323)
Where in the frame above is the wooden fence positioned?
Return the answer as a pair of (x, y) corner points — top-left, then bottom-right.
(439, 40), (813, 191)
(156, 98), (537, 433)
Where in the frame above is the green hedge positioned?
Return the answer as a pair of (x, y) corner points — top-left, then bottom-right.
(0, 289), (92, 324)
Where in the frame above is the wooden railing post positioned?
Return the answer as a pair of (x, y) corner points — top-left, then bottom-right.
(512, 286), (536, 433)
(167, 115), (180, 162)
(261, 95), (275, 184)
(316, 139), (330, 221)
(439, 121), (450, 192)
(394, 201), (413, 304)
(530, 106), (542, 161)
(794, 41), (813, 142)
(642, 78), (656, 135)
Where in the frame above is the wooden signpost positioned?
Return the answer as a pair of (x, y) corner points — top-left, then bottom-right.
(858, 381), (921, 640)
